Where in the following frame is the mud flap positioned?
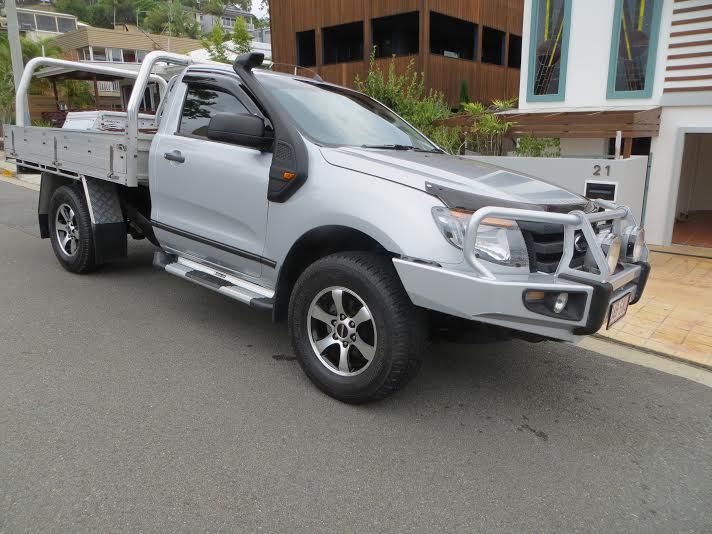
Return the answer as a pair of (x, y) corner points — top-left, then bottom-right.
(81, 177), (127, 263)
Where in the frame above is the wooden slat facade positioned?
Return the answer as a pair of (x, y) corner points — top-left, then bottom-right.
(665, 0), (712, 94)
(270, 0), (523, 105)
(436, 107), (662, 139)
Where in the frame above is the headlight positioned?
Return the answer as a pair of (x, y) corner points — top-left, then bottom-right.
(596, 233), (621, 274)
(431, 207), (529, 268)
(621, 225), (645, 262)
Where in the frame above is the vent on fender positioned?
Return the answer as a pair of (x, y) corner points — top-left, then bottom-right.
(274, 141), (293, 162)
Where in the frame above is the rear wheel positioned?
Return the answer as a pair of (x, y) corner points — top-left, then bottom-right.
(289, 252), (426, 403)
(48, 185), (97, 274)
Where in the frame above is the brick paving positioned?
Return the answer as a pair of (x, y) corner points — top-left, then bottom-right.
(601, 251), (712, 369)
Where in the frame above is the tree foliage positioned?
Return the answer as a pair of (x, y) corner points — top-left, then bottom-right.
(201, 17), (253, 63)
(355, 50), (460, 153)
(514, 135), (560, 157)
(143, 1), (201, 38)
(0, 34), (62, 125)
(232, 17), (252, 55)
(201, 24), (231, 63)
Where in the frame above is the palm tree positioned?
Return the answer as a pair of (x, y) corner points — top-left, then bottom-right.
(0, 35), (62, 126)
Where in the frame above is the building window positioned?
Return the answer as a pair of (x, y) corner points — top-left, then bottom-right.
(17, 12), (36, 31)
(481, 27), (505, 65)
(322, 21), (364, 64)
(296, 30), (316, 67)
(527, 0), (571, 101)
(107, 48), (123, 62)
(430, 11), (477, 61)
(78, 47), (91, 61)
(35, 14), (58, 32)
(372, 11), (419, 58)
(136, 50), (148, 62)
(123, 49), (137, 63)
(607, 0), (663, 98)
(57, 17), (76, 33)
(508, 34), (522, 69)
(92, 47), (107, 61)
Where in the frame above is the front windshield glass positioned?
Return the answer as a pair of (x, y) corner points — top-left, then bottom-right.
(257, 73), (440, 151)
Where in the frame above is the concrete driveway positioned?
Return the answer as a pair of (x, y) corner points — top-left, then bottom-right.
(1, 181), (711, 532)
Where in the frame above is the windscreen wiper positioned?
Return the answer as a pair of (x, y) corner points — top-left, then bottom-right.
(361, 144), (442, 153)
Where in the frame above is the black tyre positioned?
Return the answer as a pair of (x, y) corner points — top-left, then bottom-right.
(289, 252), (426, 403)
(48, 185), (98, 274)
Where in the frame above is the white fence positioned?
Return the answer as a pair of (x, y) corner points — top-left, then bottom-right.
(466, 155), (649, 222)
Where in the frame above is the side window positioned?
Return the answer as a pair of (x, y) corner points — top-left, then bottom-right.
(179, 84), (248, 137)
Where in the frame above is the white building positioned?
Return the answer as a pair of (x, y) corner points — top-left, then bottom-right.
(513, 0), (712, 249)
(0, 7), (84, 42)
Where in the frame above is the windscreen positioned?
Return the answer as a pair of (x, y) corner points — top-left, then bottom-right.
(257, 73), (439, 151)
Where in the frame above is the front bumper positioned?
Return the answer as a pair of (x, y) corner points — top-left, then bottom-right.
(394, 200), (650, 343)
(394, 259), (648, 342)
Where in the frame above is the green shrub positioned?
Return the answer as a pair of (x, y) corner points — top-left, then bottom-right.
(514, 135), (561, 157)
(428, 125), (463, 155)
(355, 50), (461, 153)
(459, 80), (470, 109)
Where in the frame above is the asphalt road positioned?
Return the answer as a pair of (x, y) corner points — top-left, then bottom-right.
(1, 180), (711, 533)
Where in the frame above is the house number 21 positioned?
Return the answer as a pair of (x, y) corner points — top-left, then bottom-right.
(593, 165), (611, 177)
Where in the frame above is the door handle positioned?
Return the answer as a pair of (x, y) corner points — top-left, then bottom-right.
(164, 150), (185, 163)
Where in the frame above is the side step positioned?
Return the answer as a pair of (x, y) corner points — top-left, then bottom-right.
(154, 251), (274, 311)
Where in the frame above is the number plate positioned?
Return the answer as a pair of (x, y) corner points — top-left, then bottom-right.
(607, 294), (631, 329)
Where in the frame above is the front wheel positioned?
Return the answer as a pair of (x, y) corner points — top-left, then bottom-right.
(288, 252), (426, 403)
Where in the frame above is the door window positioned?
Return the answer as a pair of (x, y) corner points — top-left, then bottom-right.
(179, 84), (248, 138)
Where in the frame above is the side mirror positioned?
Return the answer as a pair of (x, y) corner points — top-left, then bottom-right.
(207, 112), (273, 151)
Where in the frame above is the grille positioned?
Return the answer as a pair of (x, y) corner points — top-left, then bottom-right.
(274, 141), (293, 161)
(520, 223), (586, 274)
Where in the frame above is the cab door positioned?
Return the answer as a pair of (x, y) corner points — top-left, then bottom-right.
(150, 73), (273, 279)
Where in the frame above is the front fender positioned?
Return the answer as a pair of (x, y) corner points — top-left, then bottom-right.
(264, 164), (464, 271)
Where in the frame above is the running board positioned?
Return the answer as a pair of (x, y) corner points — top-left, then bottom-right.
(154, 251), (274, 311)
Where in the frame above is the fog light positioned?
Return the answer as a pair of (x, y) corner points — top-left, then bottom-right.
(622, 225), (645, 262)
(553, 292), (568, 314)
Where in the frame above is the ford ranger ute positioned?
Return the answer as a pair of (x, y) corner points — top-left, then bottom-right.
(4, 52), (650, 403)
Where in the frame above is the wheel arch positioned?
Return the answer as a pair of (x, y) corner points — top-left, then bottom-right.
(42, 173), (128, 263)
(272, 225), (396, 322)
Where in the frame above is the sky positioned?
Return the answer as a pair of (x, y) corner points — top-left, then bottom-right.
(251, 3), (268, 18)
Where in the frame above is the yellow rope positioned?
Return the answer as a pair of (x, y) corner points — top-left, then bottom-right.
(548, 21), (563, 66)
(638, 0), (646, 31)
(622, 9), (632, 60)
(544, 0), (551, 40)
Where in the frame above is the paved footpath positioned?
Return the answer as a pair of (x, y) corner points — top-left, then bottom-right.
(1, 180), (711, 533)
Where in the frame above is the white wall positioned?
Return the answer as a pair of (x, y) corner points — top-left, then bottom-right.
(559, 138), (609, 156)
(518, 0), (673, 110)
(466, 155), (649, 222)
(646, 107), (712, 245)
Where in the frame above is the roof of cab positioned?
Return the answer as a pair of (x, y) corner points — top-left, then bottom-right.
(184, 62), (341, 89)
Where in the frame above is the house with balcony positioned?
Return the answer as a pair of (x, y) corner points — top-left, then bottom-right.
(0, 7), (84, 42)
(499, 0), (712, 250)
(270, 0), (524, 106)
(49, 25), (202, 111)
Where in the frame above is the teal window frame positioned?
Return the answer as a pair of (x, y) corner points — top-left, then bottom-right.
(526, 0), (572, 102)
(607, 0), (663, 99)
